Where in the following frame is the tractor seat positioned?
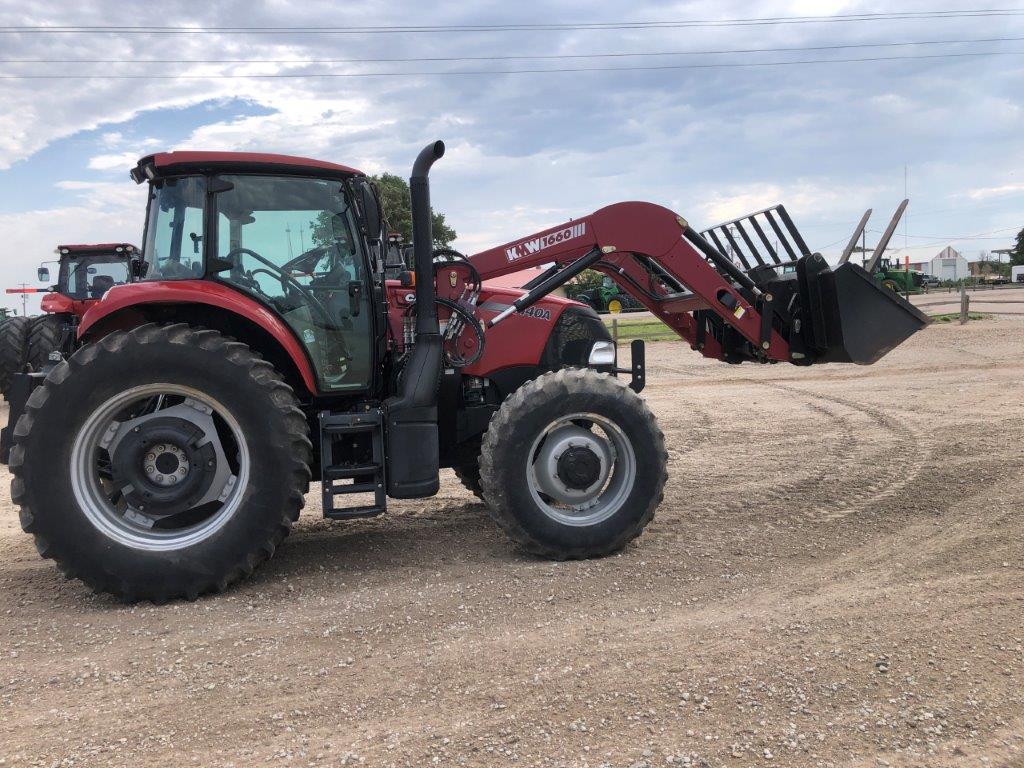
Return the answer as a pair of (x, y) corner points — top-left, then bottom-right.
(89, 275), (116, 298)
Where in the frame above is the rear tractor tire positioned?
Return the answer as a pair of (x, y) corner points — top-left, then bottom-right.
(452, 439), (485, 500)
(0, 315), (32, 398)
(10, 323), (312, 602)
(26, 314), (65, 372)
(479, 368), (667, 559)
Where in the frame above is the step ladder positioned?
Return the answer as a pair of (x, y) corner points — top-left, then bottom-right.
(318, 408), (387, 519)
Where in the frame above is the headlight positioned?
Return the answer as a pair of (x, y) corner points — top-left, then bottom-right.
(588, 340), (616, 366)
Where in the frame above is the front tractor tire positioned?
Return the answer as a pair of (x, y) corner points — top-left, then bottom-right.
(0, 315), (32, 397)
(10, 324), (312, 602)
(26, 314), (65, 372)
(479, 369), (667, 559)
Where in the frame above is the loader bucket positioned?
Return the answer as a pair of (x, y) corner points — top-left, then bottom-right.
(799, 256), (929, 365)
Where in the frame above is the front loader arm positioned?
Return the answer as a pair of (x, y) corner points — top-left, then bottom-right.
(468, 201), (788, 362)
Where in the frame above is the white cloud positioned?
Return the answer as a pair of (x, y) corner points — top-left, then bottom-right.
(965, 183), (1024, 201)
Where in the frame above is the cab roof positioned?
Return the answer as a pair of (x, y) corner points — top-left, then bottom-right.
(56, 243), (138, 256)
(131, 151), (365, 183)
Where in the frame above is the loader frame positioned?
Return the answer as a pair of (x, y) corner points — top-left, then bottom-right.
(469, 202), (789, 364)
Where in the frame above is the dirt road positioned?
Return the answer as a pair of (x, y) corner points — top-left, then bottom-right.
(1, 317), (1022, 767)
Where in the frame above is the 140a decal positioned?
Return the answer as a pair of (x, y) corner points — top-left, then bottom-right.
(521, 306), (552, 321)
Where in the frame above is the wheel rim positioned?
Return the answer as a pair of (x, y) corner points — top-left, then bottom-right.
(608, 299), (622, 314)
(70, 384), (250, 551)
(526, 412), (636, 526)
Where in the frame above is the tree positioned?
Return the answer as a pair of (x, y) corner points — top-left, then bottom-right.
(372, 172), (456, 247)
(564, 269), (604, 299)
(309, 172), (456, 251)
(1012, 227), (1024, 266)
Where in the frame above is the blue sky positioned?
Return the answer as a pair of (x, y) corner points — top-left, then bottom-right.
(0, 1), (1021, 313)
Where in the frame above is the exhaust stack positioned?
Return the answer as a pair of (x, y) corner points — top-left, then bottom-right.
(384, 140), (446, 499)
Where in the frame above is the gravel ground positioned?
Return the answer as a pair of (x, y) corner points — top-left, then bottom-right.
(1, 316), (1022, 767)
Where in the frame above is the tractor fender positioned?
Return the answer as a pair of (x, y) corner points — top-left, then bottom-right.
(77, 281), (318, 394)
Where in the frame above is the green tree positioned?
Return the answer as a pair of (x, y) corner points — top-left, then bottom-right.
(309, 172), (456, 251)
(1012, 227), (1024, 266)
(564, 269), (604, 299)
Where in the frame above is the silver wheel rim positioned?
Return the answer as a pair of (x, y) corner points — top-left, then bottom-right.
(70, 384), (250, 551)
(526, 411), (636, 526)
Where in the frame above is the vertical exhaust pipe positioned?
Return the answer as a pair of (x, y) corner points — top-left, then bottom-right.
(384, 140), (446, 499)
(410, 140), (445, 337)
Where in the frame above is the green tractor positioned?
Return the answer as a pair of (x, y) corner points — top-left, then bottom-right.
(867, 256), (926, 295)
(573, 274), (643, 314)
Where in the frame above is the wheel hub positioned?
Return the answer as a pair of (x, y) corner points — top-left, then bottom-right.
(556, 445), (602, 490)
(531, 423), (613, 507)
(110, 416), (217, 514)
(144, 443), (190, 486)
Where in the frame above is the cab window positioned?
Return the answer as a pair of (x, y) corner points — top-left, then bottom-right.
(61, 256), (131, 299)
(212, 175), (372, 392)
(141, 177), (206, 280)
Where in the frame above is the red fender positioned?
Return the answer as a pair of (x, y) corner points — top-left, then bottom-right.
(40, 292), (89, 316)
(78, 280), (318, 394)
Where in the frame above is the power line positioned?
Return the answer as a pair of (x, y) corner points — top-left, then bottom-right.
(868, 226), (1019, 242)
(2, 35), (1022, 65)
(1, 9), (1023, 34)
(0, 50), (1020, 79)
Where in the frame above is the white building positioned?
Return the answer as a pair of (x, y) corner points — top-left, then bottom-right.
(929, 246), (970, 281)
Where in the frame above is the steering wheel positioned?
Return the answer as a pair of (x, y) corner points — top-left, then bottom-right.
(222, 247), (338, 329)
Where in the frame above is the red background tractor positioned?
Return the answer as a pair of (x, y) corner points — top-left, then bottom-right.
(0, 243), (138, 396)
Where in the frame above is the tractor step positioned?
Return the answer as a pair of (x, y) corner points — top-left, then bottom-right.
(318, 408), (387, 520)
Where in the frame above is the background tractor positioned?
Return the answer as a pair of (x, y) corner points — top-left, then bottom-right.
(0, 243), (138, 397)
(867, 256), (925, 294)
(573, 274), (643, 314)
(5, 142), (927, 602)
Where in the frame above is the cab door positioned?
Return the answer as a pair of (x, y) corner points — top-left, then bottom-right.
(210, 174), (375, 393)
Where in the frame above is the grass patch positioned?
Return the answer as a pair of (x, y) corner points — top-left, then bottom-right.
(603, 315), (679, 342)
(929, 312), (987, 323)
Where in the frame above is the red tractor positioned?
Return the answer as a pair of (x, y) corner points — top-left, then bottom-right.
(0, 243), (138, 396)
(4, 142), (927, 602)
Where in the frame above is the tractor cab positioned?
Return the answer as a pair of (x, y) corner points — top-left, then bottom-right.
(125, 152), (385, 394)
(37, 243), (138, 314)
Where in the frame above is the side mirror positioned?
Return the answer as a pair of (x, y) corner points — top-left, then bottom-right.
(37, 266), (50, 282)
(356, 180), (383, 241)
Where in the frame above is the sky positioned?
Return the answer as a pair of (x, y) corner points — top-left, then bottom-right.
(0, 1), (1021, 314)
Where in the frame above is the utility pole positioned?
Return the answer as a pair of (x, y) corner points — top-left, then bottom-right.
(18, 283), (27, 316)
(904, 164), (909, 251)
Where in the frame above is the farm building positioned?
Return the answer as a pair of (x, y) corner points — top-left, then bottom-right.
(929, 246), (970, 280)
